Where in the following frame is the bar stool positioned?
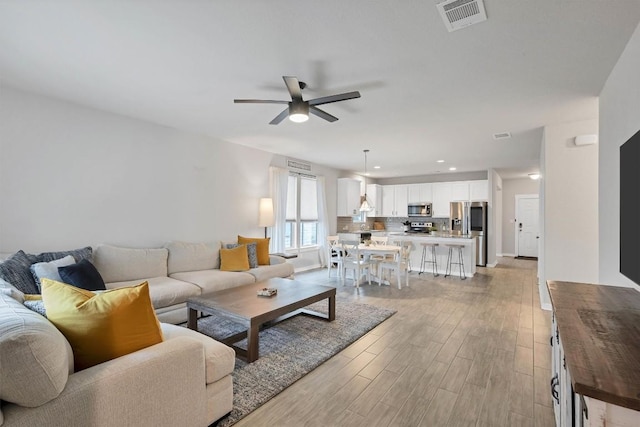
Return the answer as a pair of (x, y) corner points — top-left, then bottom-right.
(419, 242), (439, 277)
(445, 244), (466, 280)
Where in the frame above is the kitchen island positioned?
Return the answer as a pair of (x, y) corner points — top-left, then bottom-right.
(387, 232), (477, 277)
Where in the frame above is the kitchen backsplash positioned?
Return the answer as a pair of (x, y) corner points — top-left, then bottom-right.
(337, 216), (449, 232)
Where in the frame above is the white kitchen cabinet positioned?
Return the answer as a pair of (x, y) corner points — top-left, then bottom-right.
(407, 183), (433, 203)
(469, 180), (488, 201)
(337, 178), (361, 216)
(451, 181), (470, 201)
(432, 182), (452, 217)
(381, 184), (408, 217)
(366, 184), (383, 217)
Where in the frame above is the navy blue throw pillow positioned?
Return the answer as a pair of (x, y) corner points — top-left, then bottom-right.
(58, 259), (106, 291)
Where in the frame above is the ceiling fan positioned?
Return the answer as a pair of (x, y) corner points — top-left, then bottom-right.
(234, 76), (361, 125)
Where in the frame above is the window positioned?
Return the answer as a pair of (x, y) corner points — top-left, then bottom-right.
(285, 174), (318, 250)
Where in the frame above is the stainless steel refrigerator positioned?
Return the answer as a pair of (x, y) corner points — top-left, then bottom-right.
(449, 201), (488, 266)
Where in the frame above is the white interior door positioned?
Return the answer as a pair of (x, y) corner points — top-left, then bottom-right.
(516, 195), (539, 258)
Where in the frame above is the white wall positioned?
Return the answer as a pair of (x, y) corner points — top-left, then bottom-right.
(541, 119), (599, 287)
(501, 178), (540, 256)
(599, 21), (640, 290)
(0, 86), (341, 255)
(487, 169), (502, 267)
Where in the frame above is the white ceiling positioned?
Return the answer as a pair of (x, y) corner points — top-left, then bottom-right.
(1, 1), (639, 179)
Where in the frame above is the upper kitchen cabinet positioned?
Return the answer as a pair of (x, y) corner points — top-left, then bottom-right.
(451, 181), (470, 201)
(337, 178), (361, 216)
(381, 184), (408, 217)
(469, 180), (488, 201)
(407, 183), (433, 203)
(432, 182), (452, 217)
(366, 184), (383, 217)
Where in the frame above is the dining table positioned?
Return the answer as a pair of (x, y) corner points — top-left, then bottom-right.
(357, 243), (401, 286)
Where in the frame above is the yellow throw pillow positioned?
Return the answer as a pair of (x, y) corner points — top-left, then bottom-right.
(220, 245), (250, 271)
(238, 236), (270, 265)
(41, 279), (163, 371)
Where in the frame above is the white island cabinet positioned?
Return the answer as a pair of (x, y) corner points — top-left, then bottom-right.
(387, 233), (476, 277)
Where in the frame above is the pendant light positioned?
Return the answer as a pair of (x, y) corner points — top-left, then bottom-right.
(360, 149), (373, 212)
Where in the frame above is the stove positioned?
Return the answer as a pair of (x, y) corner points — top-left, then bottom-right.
(409, 221), (433, 233)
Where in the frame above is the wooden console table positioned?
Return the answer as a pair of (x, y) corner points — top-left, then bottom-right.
(547, 280), (640, 426)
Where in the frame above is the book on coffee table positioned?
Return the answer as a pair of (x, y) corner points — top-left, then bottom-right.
(257, 287), (277, 297)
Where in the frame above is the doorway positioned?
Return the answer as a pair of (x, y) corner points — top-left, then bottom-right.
(515, 194), (539, 258)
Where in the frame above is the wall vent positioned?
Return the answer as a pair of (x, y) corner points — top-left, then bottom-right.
(436, 0), (487, 32)
(287, 158), (312, 172)
(493, 132), (512, 140)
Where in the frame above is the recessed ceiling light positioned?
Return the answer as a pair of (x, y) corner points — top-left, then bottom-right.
(436, 160), (445, 163)
(373, 166), (381, 169)
(528, 173), (540, 180)
(449, 167), (457, 171)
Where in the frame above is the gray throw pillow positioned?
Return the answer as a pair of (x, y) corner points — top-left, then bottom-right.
(24, 299), (47, 318)
(226, 242), (258, 268)
(37, 246), (92, 263)
(0, 250), (39, 294)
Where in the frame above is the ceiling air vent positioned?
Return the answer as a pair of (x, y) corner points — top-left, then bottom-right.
(436, 0), (487, 32)
(287, 158), (312, 172)
(493, 132), (512, 140)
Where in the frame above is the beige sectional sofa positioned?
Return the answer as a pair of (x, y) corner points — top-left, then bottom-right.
(0, 290), (236, 427)
(0, 240), (295, 426)
(93, 241), (295, 324)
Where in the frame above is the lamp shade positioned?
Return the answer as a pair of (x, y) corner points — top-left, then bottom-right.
(258, 198), (275, 227)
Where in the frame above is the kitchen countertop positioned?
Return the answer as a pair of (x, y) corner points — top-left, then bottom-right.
(388, 232), (473, 239)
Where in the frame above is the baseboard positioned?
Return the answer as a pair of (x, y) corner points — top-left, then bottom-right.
(486, 262), (498, 268)
(500, 253), (516, 257)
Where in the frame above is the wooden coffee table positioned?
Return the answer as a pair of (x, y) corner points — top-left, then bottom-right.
(186, 277), (336, 363)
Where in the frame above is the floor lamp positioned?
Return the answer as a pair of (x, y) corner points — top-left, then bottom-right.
(258, 197), (274, 239)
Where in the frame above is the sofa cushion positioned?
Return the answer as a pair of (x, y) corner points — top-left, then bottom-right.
(220, 245), (250, 272)
(58, 259), (106, 291)
(37, 246), (92, 263)
(247, 262), (295, 282)
(0, 292), (69, 407)
(165, 241), (220, 274)
(42, 280), (163, 371)
(170, 270), (255, 295)
(106, 276), (201, 309)
(160, 323), (235, 384)
(93, 245), (168, 283)
(0, 277), (25, 303)
(29, 255), (76, 290)
(237, 236), (270, 265)
(0, 250), (39, 294)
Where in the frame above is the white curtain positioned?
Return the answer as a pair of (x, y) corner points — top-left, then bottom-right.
(316, 175), (329, 267)
(270, 166), (289, 253)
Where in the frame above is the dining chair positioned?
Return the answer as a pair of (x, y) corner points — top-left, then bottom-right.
(369, 235), (391, 275)
(341, 240), (372, 288)
(379, 240), (413, 289)
(326, 235), (343, 278)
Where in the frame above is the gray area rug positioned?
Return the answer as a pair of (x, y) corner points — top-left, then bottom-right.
(193, 297), (396, 427)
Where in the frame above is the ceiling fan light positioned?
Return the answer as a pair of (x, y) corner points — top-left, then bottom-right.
(289, 103), (309, 123)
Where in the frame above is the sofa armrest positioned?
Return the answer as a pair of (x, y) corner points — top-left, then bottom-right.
(269, 255), (286, 265)
(1, 337), (208, 427)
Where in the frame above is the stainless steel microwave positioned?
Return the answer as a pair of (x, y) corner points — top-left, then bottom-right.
(408, 203), (432, 217)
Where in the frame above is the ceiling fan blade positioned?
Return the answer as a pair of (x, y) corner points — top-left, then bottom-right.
(308, 91), (361, 106)
(309, 106), (338, 122)
(234, 99), (289, 104)
(283, 76), (303, 101)
(269, 108), (290, 125)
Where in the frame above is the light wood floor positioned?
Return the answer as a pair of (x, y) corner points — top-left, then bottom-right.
(235, 257), (555, 427)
